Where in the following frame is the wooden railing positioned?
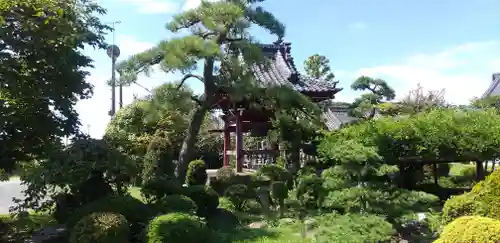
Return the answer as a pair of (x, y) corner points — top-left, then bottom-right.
(243, 149), (279, 170)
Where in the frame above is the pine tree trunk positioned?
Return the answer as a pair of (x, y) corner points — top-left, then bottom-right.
(176, 104), (210, 183)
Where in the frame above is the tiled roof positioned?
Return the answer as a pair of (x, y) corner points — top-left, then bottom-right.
(322, 106), (357, 130)
(250, 41), (342, 94)
(482, 72), (500, 98)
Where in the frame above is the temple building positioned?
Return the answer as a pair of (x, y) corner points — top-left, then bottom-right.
(210, 40), (342, 172)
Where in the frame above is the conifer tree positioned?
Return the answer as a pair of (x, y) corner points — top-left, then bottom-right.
(117, 0), (286, 181)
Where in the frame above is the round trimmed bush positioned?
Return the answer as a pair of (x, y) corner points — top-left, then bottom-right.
(256, 164), (290, 182)
(442, 192), (487, 224)
(184, 185), (219, 217)
(141, 175), (183, 204)
(69, 212), (129, 243)
(155, 194), (197, 214)
(435, 216), (500, 243)
(186, 160), (207, 186)
(471, 169), (500, 219)
(66, 195), (154, 241)
(224, 184), (249, 211)
(146, 213), (208, 243)
(216, 166), (236, 182)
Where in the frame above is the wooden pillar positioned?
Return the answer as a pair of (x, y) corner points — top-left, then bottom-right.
(476, 161), (484, 180)
(235, 110), (243, 173)
(433, 163), (438, 185)
(223, 120), (230, 167)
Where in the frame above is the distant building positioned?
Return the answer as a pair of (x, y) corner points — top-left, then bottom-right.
(481, 72), (500, 98)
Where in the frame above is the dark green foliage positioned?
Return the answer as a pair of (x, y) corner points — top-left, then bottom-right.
(13, 137), (137, 214)
(141, 175), (183, 204)
(314, 213), (396, 243)
(184, 185), (219, 217)
(69, 212), (129, 243)
(323, 186), (440, 224)
(0, 0), (110, 172)
(348, 76), (395, 119)
(256, 164), (290, 182)
(66, 195), (154, 242)
(155, 194), (197, 215)
(270, 181), (288, 216)
(224, 184), (249, 211)
(146, 213), (208, 243)
(186, 160), (208, 186)
(206, 208), (239, 231)
(216, 166), (236, 183)
(441, 192), (488, 224)
(321, 166), (355, 191)
(296, 173), (324, 209)
(142, 137), (176, 183)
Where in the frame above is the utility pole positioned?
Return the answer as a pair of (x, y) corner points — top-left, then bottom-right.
(107, 21), (121, 117)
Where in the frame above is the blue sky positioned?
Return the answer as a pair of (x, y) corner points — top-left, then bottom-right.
(78, 0), (500, 137)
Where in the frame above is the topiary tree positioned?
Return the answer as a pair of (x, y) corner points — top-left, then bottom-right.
(116, 0), (288, 183)
(66, 195), (154, 242)
(270, 181), (288, 217)
(183, 185), (219, 217)
(224, 184), (249, 211)
(146, 213), (208, 243)
(314, 213), (396, 243)
(441, 192), (488, 224)
(256, 164), (291, 182)
(69, 212), (129, 243)
(470, 169), (500, 219)
(186, 160), (208, 186)
(435, 216), (500, 243)
(155, 194), (197, 215)
(296, 173), (325, 209)
(141, 175), (183, 204)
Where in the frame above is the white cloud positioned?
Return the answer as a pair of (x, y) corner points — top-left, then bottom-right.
(114, 0), (179, 13)
(77, 35), (173, 138)
(343, 40), (500, 104)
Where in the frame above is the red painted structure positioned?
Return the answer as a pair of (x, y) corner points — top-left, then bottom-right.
(210, 41), (342, 172)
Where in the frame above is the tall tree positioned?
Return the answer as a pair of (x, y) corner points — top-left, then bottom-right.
(303, 54), (336, 82)
(0, 0), (109, 174)
(349, 76), (396, 119)
(117, 0), (286, 181)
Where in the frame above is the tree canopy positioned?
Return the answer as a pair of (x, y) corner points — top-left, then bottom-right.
(320, 108), (500, 164)
(0, 0), (109, 173)
(115, 0), (320, 181)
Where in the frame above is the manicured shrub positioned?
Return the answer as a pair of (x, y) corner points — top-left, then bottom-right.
(146, 213), (208, 243)
(216, 166), (236, 182)
(69, 212), (129, 243)
(224, 184), (249, 211)
(471, 169), (500, 219)
(66, 195), (154, 241)
(141, 175), (183, 204)
(314, 213), (395, 243)
(270, 181), (288, 216)
(256, 164), (290, 182)
(441, 192), (487, 224)
(434, 216), (500, 243)
(321, 166), (354, 191)
(206, 208), (239, 231)
(186, 160), (207, 186)
(296, 173), (324, 209)
(184, 185), (219, 217)
(218, 197), (236, 212)
(155, 194), (197, 214)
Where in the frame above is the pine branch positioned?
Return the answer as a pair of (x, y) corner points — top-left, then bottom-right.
(177, 74), (204, 90)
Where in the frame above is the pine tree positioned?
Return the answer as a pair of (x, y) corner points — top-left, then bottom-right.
(349, 76), (396, 119)
(116, 0), (285, 181)
(303, 54), (335, 82)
